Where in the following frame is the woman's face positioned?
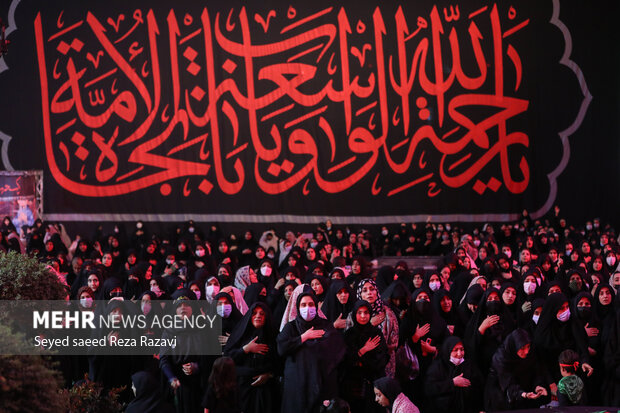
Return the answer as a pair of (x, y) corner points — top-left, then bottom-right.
(477, 278), (487, 290)
(351, 260), (361, 275)
(252, 307), (266, 329)
(478, 248), (487, 260)
(556, 301), (570, 318)
(592, 258), (603, 271)
(429, 274), (440, 284)
(548, 285), (562, 295)
(416, 291), (430, 302)
(336, 288), (350, 305)
(288, 255), (297, 267)
(599, 287), (613, 306)
(87, 274), (100, 291)
(284, 285), (295, 301)
(524, 275), (536, 284)
(440, 267), (451, 281)
(306, 249), (316, 261)
(218, 267), (230, 278)
(440, 295), (452, 313)
(141, 294), (151, 305)
(502, 287), (517, 305)
(450, 342), (465, 359)
(311, 279), (324, 296)
(284, 271), (297, 281)
(577, 297), (591, 308)
(356, 305), (371, 325)
(102, 253), (113, 267)
(413, 274), (423, 289)
(491, 279), (501, 289)
(360, 282), (378, 304)
(517, 343), (531, 359)
(374, 388), (389, 407)
(255, 247), (265, 259)
(581, 242), (590, 254)
(190, 284), (201, 297)
(487, 291), (500, 302)
(569, 274), (583, 289)
(127, 254), (137, 265)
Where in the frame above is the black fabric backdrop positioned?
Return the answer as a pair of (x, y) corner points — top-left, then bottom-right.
(0, 0), (618, 227)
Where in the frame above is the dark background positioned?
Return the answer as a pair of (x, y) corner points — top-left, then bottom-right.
(0, 0), (618, 237)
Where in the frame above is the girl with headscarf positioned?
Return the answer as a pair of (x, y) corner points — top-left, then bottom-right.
(484, 329), (550, 411)
(351, 278), (399, 378)
(272, 280), (298, 330)
(373, 377), (420, 413)
(464, 288), (516, 376)
(341, 300), (389, 413)
(224, 302), (280, 413)
(456, 284), (484, 329)
(533, 292), (593, 387)
(381, 280), (410, 324)
(277, 290), (346, 413)
(159, 289), (205, 413)
(309, 274), (330, 305)
(321, 279), (355, 330)
(424, 336), (483, 413)
(572, 291), (603, 404)
(126, 371), (175, 413)
(214, 292), (244, 345)
(432, 289), (464, 337)
(243, 283), (267, 308)
(399, 288), (449, 409)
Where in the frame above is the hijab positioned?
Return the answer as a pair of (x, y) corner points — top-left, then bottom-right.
(373, 377), (402, 406)
(321, 279), (355, 323)
(356, 278), (384, 316)
(126, 371), (174, 413)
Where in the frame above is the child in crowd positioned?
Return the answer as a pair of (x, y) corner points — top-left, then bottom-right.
(557, 349), (586, 406)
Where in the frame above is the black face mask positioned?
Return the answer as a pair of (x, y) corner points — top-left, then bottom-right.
(486, 300), (501, 315)
(415, 300), (430, 315)
(577, 306), (592, 320)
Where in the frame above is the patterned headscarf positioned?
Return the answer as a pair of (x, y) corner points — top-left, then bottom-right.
(356, 278), (384, 316)
(558, 375), (584, 404)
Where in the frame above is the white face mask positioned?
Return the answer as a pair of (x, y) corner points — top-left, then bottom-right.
(606, 257), (616, 267)
(217, 303), (232, 318)
(206, 284), (220, 298)
(532, 314), (540, 324)
(523, 282), (536, 295)
(473, 240), (481, 247)
(449, 356), (464, 366)
(557, 308), (571, 322)
(310, 242), (318, 249)
(188, 227), (195, 233)
(504, 251), (512, 259)
(141, 301), (152, 315)
(381, 230), (388, 236)
(429, 281), (441, 291)
(267, 253), (275, 260)
(80, 297), (93, 308)
(299, 306), (316, 321)
(193, 290), (201, 300)
(151, 285), (163, 297)
(260, 266), (272, 277)
(195, 249), (205, 257)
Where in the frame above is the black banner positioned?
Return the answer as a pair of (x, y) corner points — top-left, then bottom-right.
(0, 0), (617, 225)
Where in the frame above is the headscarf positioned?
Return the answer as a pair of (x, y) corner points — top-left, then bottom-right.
(279, 283), (326, 331)
(224, 302), (276, 356)
(125, 371), (174, 413)
(320, 279), (354, 323)
(373, 377), (402, 406)
(243, 283), (267, 307)
(234, 265), (254, 294)
(356, 278), (384, 316)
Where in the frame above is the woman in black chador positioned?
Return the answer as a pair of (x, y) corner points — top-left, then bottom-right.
(224, 302), (280, 413)
(484, 329), (550, 411)
(341, 300), (389, 413)
(425, 336), (483, 413)
(277, 290), (345, 413)
(159, 289), (206, 413)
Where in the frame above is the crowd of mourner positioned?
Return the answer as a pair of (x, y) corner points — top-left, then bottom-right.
(2, 208), (620, 413)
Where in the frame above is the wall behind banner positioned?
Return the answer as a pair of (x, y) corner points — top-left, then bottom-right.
(0, 0), (618, 228)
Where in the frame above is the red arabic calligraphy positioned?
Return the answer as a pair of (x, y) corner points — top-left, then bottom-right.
(35, 3), (530, 198)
